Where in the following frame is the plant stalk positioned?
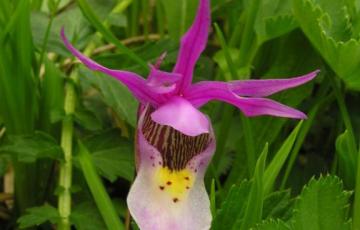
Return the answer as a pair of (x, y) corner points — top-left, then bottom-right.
(57, 71), (77, 230)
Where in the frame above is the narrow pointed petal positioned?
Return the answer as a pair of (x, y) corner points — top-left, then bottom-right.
(173, 0), (211, 92)
(230, 70), (319, 97)
(61, 28), (161, 105)
(128, 107), (215, 230)
(151, 97), (210, 136)
(185, 85), (307, 119)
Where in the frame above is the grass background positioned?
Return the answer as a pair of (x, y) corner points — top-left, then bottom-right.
(0, 0), (360, 229)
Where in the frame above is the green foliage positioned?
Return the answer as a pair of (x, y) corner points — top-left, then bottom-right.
(292, 176), (351, 230)
(293, 0), (360, 90)
(254, 219), (291, 230)
(18, 204), (60, 229)
(83, 129), (134, 181)
(0, 131), (63, 162)
(81, 68), (138, 127)
(336, 130), (357, 188)
(0, 0), (359, 229)
(264, 122), (302, 194)
(70, 202), (107, 230)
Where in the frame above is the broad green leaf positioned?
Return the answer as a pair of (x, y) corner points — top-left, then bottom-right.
(254, 219), (291, 230)
(212, 180), (251, 230)
(83, 129), (134, 181)
(336, 130), (357, 188)
(292, 175), (351, 230)
(240, 143), (268, 230)
(263, 121), (303, 195)
(74, 109), (103, 131)
(81, 67), (138, 127)
(293, 0), (360, 90)
(0, 131), (63, 162)
(18, 204), (60, 229)
(263, 190), (293, 221)
(71, 202), (107, 230)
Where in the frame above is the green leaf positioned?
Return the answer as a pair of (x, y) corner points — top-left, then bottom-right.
(18, 204), (60, 229)
(0, 131), (63, 162)
(336, 130), (357, 188)
(240, 143), (268, 230)
(81, 67), (138, 127)
(212, 180), (252, 230)
(292, 175), (351, 230)
(74, 109), (103, 131)
(263, 121), (303, 195)
(83, 129), (134, 182)
(263, 190), (294, 221)
(254, 0), (298, 43)
(293, 0), (360, 90)
(71, 202), (107, 230)
(254, 219), (291, 230)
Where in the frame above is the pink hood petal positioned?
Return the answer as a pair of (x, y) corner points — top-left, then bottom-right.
(173, 0), (211, 92)
(151, 97), (210, 136)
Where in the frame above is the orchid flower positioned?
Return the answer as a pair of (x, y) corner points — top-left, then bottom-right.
(61, 0), (318, 229)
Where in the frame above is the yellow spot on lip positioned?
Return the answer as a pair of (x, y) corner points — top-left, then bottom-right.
(154, 167), (195, 200)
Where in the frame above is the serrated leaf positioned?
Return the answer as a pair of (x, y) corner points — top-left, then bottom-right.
(292, 175), (351, 230)
(255, 0), (298, 43)
(263, 190), (294, 221)
(212, 180), (251, 230)
(81, 67), (138, 127)
(254, 219), (291, 230)
(293, 0), (360, 90)
(74, 109), (103, 131)
(71, 202), (107, 230)
(83, 129), (134, 181)
(0, 131), (63, 162)
(18, 204), (60, 229)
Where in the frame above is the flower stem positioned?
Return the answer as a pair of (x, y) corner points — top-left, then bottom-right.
(57, 71), (77, 230)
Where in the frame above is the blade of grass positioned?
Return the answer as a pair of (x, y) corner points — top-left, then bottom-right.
(354, 145), (360, 229)
(77, 141), (125, 230)
(76, 0), (147, 70)
(239, 143), (268, 230)
(263, 121), (303, 195)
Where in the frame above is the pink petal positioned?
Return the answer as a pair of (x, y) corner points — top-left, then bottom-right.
(230, 70), (319, 97)
(173, 0), (211, 92)
(61, 28), (161, 105)
(151, 97), (210, 136)
(128, 109), (215, 230)
(185, 85), (307, 119)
